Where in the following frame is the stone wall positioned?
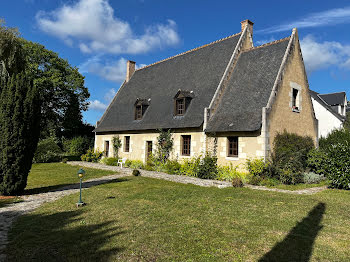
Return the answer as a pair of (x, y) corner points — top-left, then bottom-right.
(267, 33), (318, 152)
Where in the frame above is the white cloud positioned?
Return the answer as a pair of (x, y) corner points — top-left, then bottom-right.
(104, 88), (116, 102)
(36, 0), (180, 54)
(258, 6), (350, 33)
(80, 56), (127, 82)
(80, 56), (147, 82)
(255, 37), (276, 46)
(300, 35), (350, 72)
(89, 100), (108, 111)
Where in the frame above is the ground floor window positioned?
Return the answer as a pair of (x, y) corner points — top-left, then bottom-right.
(104, 140), (110, 157)
(181, 135), (191, 156)
(227, 136), (238, 157)
(124, 136), (130, 152)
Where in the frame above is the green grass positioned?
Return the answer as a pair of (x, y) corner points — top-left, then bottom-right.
(6, 176), (350, 261)
(265, 180), (329, 191)
(24, 163), (116, 194)
(0, 197), (23, 208)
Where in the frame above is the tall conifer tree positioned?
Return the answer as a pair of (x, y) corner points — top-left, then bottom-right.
(0, 73), (40, 195)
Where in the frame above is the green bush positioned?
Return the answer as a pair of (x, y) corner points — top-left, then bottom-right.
(279, 163), (304, 185)
(179, 157), (201, 177)
(33, 138), (63, 163)
(101, 157), (119, 166)
(63, 136), (94, 156)
(245, 158), (270, 178)
(303, 172), (326, 184)
(319, 128), (350, 151)
(273, 130), (314, 171)
(164, 159), (181, 174)
(81, 149), (103, 163)
(322, 142), (350, 189)
(307, 149), (328, 175)
(259, 178), (280, 187)
(129, 160), (144, 169)
(248, 175), (263, 185)
(197, 154), (218, 180)
(132, 169), (140, 176)
(217, 164), (249, 182)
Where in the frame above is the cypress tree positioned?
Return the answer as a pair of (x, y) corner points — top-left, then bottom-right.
(0, 73), (40, 195)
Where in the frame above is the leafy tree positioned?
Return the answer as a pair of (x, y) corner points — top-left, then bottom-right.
(0, 19), (25, 81)
(20, 39), (90, 139)
(0, 73), (41, 195)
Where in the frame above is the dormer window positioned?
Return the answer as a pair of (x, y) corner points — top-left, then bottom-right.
(134, 98), (149, 120)
(174, 90), (194, 116)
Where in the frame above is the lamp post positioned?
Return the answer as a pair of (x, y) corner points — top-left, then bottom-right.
(76, 168), (86, 207)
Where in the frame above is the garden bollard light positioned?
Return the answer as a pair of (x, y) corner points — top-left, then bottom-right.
(76, 168), (86, 207)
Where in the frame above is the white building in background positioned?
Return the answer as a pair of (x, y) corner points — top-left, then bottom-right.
(310, 90), (347, 138)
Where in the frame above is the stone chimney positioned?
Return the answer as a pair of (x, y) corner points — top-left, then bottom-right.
(126, 60), (136, 82)
(241, 19), (254, 35)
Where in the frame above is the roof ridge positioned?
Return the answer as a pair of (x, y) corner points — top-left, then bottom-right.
(242, 37), (290, 53)
(136, 32), (242, 71)
(319, 91), (346, 95)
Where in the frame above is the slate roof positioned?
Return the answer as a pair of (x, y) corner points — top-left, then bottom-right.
(309, 90), (345, 121)
(94, 33), (241, 132)
(318, 92), (346, 106)
(205, 39), (290, 132)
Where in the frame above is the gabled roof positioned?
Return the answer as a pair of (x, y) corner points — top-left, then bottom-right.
(94, 33), (241, 132)
(318, 92), (346, 106)
(206, 39), (290, 132)
(309, 90), (345, 121)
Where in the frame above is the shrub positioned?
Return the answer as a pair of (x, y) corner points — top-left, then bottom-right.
(307, 149), (328, 175)
(319, 128), (350, 151)
(259, 178), (280, 187)
(217, 164), (249, 182)
(112, 136), (122, 158)
(272, 130), (314, 171)
(303, 172), (326, 184)
(63, 136), (93, 156)
(129, 160), (144, 169)
(197, 154), (218, 180)
(322, 142), (350, 189)
(81, 149), (103, 162)
(156, 129), (174, 163)
(179, 156), (201, 177)
(143, 165), (154, 171)
(279, 164), (304, 185)
(232, 177), (244, 187)
(101, 157), (119, 166)
(132, 169), (140, 176)
(249, 175), (262, 185)
(245, 158), (270, 178)
(62, 158), (68, 163)
(164, 159), (181, 174)
(33, 138), (63, 163)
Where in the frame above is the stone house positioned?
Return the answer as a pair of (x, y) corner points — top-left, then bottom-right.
(94, 20), (318, 167)
(310, 90), (346, 138)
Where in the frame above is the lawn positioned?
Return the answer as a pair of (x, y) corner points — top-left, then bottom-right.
(24, 163), (116, 194)
(6, 175), (350, 261)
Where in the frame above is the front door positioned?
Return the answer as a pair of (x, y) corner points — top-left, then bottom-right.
(146, 141), (152, 162)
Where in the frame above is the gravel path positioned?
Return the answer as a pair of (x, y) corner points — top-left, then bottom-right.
(68, 161), (327, 195)
(0, 161), (327, 261)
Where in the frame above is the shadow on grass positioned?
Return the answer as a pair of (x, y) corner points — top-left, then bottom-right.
(259, 202), (326, 262)
(6, 209), (126, 261)
(24, 178), (130, 195)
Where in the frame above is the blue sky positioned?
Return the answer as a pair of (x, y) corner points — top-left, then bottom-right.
(1, 0), (350, 124)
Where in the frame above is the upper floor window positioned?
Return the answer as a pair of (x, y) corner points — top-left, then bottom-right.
(134, 98), (150, 120)
(174, 90), (194, 116)
(227, 136), (238, 157)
